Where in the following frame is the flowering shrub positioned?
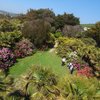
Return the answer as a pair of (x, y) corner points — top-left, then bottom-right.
(77, 66), (93, 78)
(72, 60), (93, 77)
(0, 48), (16, 70)
(72, 59), (88, 70)
(14, 38), (35, 58)
(73, 63), (81, 70)
(57, 37), (100, 77)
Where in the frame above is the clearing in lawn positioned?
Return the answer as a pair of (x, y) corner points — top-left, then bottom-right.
(9, 51), (69, 77)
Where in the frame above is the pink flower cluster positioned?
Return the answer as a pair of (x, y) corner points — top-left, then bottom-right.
(0, 48), (16, 70)
(14, 39), (34, 58)
(73, 63), (81, 70)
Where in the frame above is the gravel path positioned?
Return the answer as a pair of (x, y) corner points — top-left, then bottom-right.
(49, 40), (58, 53)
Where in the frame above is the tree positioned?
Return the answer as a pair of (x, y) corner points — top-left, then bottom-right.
(86, 22), (100, 47)
(55, 13), (80, 30)
(22, 19), (51, 48)
(26, 9), (55, 25)
(0, 19), (15, 32)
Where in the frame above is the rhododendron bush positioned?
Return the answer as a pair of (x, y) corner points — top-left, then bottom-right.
(14, 38), (35, 58)
(0, 48), (16, 70)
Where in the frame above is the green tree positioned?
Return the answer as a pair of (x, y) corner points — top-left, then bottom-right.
(55, 13), (80, 30)
(26, 8), (55, 25)
(86, 22), (100, 47)
(22, 19), (51, 48)
(0, 19), (15, 32)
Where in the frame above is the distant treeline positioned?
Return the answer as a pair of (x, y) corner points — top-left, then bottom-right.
(81, 24), (94, 28)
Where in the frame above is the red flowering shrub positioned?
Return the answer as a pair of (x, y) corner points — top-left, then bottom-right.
(77, 66), (93, 78)
(0, 48), (16, 70)
(14, 38), (35, 58)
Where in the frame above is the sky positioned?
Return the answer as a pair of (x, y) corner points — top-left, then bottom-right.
(0, 0), (100, 24)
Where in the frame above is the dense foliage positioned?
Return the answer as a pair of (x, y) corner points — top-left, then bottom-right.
(58, 75), (100, 100)
(0, 8), (100, 99)
(26, 9), (55, 24)
(0, 19), (15, 32)
(55, 13), (80, 30)
(86, 22), (100, 47)
(54, 31), (62, 38)
(14, 38), (35, 58)
(81, 38), (97, 46)
(62, 25), (83, 37)
(0, 48), (16, 70)
(22, 19), (53, 48)
(0, 31), (22, 48)
(0, 19), (21, 32)
(16, 9), (81, 37)
(0, 66), (99, 100)
(57, 37), (100, 78)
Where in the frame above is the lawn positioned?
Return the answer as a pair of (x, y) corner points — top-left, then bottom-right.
(9, 51), (69, 77)
(81, 24), (94, 28)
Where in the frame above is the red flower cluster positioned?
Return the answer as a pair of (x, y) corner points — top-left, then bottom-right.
(77, 66), (93, 78)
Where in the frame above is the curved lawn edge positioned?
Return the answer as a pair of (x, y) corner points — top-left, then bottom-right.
(9, 51), (68, 77)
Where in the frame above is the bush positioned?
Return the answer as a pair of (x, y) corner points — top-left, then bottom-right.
(81, 38), (97, 46)
(0, 31), (22, 48)
(86, 22), (100, 47)
(7, 66), (58, 100)
(0, 19), (21, 32)
(0, 65), (99, 100)
(0, 70), (14, 99)
(0, 19), (15, 32)
(58, 76), (99, 99)
(46, 33), (55, 48)
(14, 38), (35, 58)
(57, 37), (100, 77)
(54, 32), (62, 38)
(57, 37), (85, 57)
(77, 66), (93, 78)
(55, 13), (80, 30)
(62, 25), (83, 37)
(0, 48), (16, 70)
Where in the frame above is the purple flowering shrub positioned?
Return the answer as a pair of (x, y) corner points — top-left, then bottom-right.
(14, 38), (34, 58)
(0, 48), (16, 70)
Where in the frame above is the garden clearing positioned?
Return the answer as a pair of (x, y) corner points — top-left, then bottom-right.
(9, 51), (69, 77)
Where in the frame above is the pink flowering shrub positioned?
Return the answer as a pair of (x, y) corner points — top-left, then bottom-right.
(14, 38), (34, 58)
(0, 48), (16, 70)
(73, 62), (81, 70)
(73, 63), (88, 71)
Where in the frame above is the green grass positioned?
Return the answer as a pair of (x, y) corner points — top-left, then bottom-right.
(9, 51), (69, 77)
(81, 24), (94, 28)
